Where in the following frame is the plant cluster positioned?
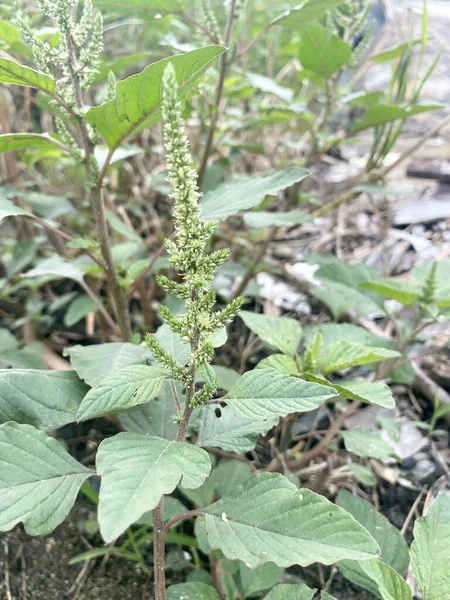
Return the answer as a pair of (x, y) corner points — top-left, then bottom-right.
(0, 0), (449, 599)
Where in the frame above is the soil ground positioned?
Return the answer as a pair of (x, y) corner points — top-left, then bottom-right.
(0, 504), (157, 600)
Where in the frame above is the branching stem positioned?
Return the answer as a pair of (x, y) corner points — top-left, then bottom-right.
(64, 31), (132, 340)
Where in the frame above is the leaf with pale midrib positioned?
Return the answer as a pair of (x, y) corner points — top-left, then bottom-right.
(0, 369), (88, 430)
(119, 379), (182, 439)
(224, 368), (336, 420)
(66, 342), (151, 386)
(0, 57), (55, 91)
(96, 434), (211, 542)
(203, 473), (380, 568)
(0, 133), (63, 154)
(76, 364), (167, 420)
(0, 422), (90, 535)
(85, 46), (224, 149)
(197, 405), (277, 452)
(239, 311), (302, 357)
(359, 560), (412, 600)
(201, 168), (310, 222)
(322, 341), (400, 373)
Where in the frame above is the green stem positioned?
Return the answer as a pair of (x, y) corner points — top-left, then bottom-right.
(126, 528), (149, 573)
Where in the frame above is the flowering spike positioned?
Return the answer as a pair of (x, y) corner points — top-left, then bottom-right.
(144, 62), (243, 407)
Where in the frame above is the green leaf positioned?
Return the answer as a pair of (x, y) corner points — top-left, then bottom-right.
(371, 41), (421, 63)
(0, 196), (32, 222)
(243, 209), (312, 229)
(118, 379), (182, 439)
(0, 369), (88, 430)
(64, 295), (98, 327)
(0, 422), (90, 535)
(281, 0), (344, 28)
(201, 168), (310, 221)
(321, 594), (339, 600)
(359, 560), (412, 600)
(434, 403), (450, 420)
(303, 331), (323, 372)
(239, 311), (302, 356)
(264, 583), (317, 600)
(180, 476), (215, 509)
(343, 91), (385, 107)
(66, 342), (151, 386)
(311, 256), (380, 288)
(2, 188), (75, 219)
(152, 323), (190, 365)
(197, 405), (276, 453)
(0, 57), (55, 91)
(0, 329), (18, 353)
(212, 365), (240, 391)
(299, 25), (352, 77)
(246, 71), (294, 103)
(96, 433), (211, 542)
(209, 460), (253, 499)
(137, 496), (187, 527)
(304, 375), (395, 409)
(224, 369), (336, 420)
(411, 259), (450, 291)
(322, 341), (400, 373)
(342, 429), (398, 460)
(311, 282), (384, 319)
(303, 323), (385, 348)
(76, 365), (167, 420)
(239, 562), (283, 598)
(106, 210), (141, 242)
(203, 473), (380, 568)
(347, 462), (377, 487)
(337, 491), (409, 597)
(68, 547), (124, 566)
(167, 583), (221, 600)
(210, 326), (228, 348)
(0, 133), (63, 154)
(24, 255), (85, 284)
(95, 144), (144, 170)
(352, 103), (444, 133)
(359, 279), (420, 306)
(410, 491), (450, 600)
(256, 354), (299, 375)
(0, 21), (20, 47)
(86, 46), (224, 149)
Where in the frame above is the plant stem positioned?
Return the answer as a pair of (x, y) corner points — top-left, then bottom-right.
(161, 510), (201, 536)
(80, 280), (122, 337)
(151, 325), (199, 599)
(232, 229), (274, 299)
(92, 187), (132, 340)
(197, 0), (237, 188)
(64, 31), (132, 341)
(152, 498), (166, 599)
